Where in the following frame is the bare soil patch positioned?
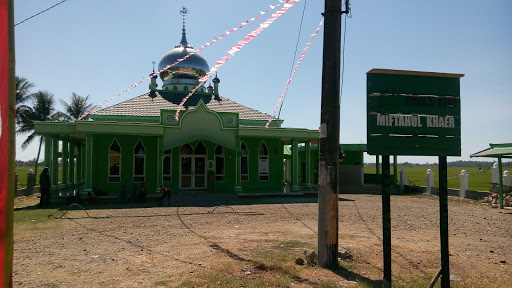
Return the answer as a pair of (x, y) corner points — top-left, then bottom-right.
(13, 194), (511, 287)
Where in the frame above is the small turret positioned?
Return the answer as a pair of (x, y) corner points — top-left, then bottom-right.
(207, 82), (214, 93)
(212, 74), (220, 95)
(149, 62), (158, 91)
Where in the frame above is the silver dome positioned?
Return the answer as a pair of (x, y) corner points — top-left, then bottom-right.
(158, 32), (209, 83)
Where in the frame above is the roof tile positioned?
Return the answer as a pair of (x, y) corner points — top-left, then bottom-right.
(92, 91), (277, 121)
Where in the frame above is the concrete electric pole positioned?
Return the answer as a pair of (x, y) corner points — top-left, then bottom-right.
(318, 0), (350, 267)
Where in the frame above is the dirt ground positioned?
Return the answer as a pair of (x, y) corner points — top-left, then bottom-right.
(12, 193), (511, 288)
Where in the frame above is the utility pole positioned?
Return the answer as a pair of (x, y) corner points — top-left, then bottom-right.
(318, 0), (349, 267)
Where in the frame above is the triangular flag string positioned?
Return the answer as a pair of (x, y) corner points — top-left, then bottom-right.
(175, 0), (302, 120)
(265, 19), (324, 128)
(77, 1), (284, 121)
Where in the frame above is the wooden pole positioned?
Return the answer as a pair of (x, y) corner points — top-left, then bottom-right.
(393, 155), (398, 185)
(376, 155), (380, 175)
(318, 0), (341, 267)
(382, 155), (391, 287)
(439, 156), (450, 288)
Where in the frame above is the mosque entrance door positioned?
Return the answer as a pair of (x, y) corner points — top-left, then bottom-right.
(179, 142), (207, 189)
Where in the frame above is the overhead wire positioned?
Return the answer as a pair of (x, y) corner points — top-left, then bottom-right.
(277, 0), (308, 119)
(15, 0), (71, 27)
(78, 1), (286, 121)
(340, 9), (348, 100)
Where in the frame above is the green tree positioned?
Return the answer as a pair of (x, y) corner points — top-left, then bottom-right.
(17, 90), (64, 177)
(60, 92), (94, 121)
(15, 76), (35, 122)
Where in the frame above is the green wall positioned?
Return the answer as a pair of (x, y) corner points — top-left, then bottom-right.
(91, 134), (158, 195)
(239, 137), (283, 192)
(91, 135), (285, 196)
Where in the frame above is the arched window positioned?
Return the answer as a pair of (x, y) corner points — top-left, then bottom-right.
(163, 149), (172, 182)
(133, 140), (145, 182)
(259, 142), (269, 181)
(109, 139), (121, 183)
(180, 144), (193, 155)
(215, 145), (225, 181)
(241, 142), (249, 181)
(194, 141), (207, 155)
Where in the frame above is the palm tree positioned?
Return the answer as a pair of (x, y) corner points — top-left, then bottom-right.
(15, 76), (35, 122)
(17, 90), (64, 177)
(60, 92), (94, 121)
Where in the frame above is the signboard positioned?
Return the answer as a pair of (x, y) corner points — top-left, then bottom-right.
(367, 69), (464, 156)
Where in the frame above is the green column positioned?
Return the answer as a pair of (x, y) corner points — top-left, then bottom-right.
(81, 142), (86, 185)
(62, 138), (69, 192)
(234, 138), (242, 193)
(303, 140), (312, 190)
(51, 136), (59, 194)
(498, 157), (504, 209)
(44, 135), (51, 168)
(291, 139), (300, 192)
(85, 135), (93, 192)
(69, 141), (75, 187)
(76, 142), (82, 185)
(156, 136), (163, 194)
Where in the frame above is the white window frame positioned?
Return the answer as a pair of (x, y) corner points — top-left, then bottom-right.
(215, 145), (225, 182)
(133, 139), (146, 183)
(258, 142), (269, 181)
(108, 139), (121, 183)
(241, 142), (249, 181)
(163, 149), (172, 182)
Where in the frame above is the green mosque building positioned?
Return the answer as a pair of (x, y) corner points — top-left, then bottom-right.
(33, 24), (331, 197)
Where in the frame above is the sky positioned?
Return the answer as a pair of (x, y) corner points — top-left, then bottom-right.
(14, 0), (512, 164)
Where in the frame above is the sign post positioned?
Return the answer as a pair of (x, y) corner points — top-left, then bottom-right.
(381, 155), (391, 287)
(438, 156), (450, 287)
(367, 69), (464, 287)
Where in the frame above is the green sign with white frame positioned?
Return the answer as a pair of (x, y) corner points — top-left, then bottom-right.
(367, 69), (464, 156)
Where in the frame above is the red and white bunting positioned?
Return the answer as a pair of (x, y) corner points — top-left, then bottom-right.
(265, 19), (324, 128)
(176, 0), (302, 120)
(77, 0), (284, 121)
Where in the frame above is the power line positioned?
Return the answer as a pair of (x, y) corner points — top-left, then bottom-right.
(277, 0), (308, 119)
(340, 12), (348, 99)
(15, 0), (71, 27)
(340, 0), (351, 99)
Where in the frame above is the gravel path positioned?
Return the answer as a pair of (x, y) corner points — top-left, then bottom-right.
(13, 194), (512, 287)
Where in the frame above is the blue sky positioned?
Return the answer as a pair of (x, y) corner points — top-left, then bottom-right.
(14, 0), (512, 164)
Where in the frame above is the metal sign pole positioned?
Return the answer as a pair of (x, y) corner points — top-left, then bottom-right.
(382, 155), (392, 287)
(438, 156), (450, 287)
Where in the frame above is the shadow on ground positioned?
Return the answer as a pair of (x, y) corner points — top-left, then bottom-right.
(15, 195), (354, 211)
(330, 265), (383, 287)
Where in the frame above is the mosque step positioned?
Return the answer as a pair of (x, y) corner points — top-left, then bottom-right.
(170, 191), (240, 204)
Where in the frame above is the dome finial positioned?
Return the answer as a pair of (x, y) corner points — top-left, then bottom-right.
(179, 7), (190, 47)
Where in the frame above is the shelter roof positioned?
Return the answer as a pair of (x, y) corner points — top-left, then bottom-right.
(470, 143), (512, 159)
(92, 91), (277, 121)
(297, 144), (367, 152)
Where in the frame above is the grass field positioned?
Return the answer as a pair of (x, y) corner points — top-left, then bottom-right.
(15, 166), (63, 189)
(16, 164), (498, 192)
(364, 165), (495, 192)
